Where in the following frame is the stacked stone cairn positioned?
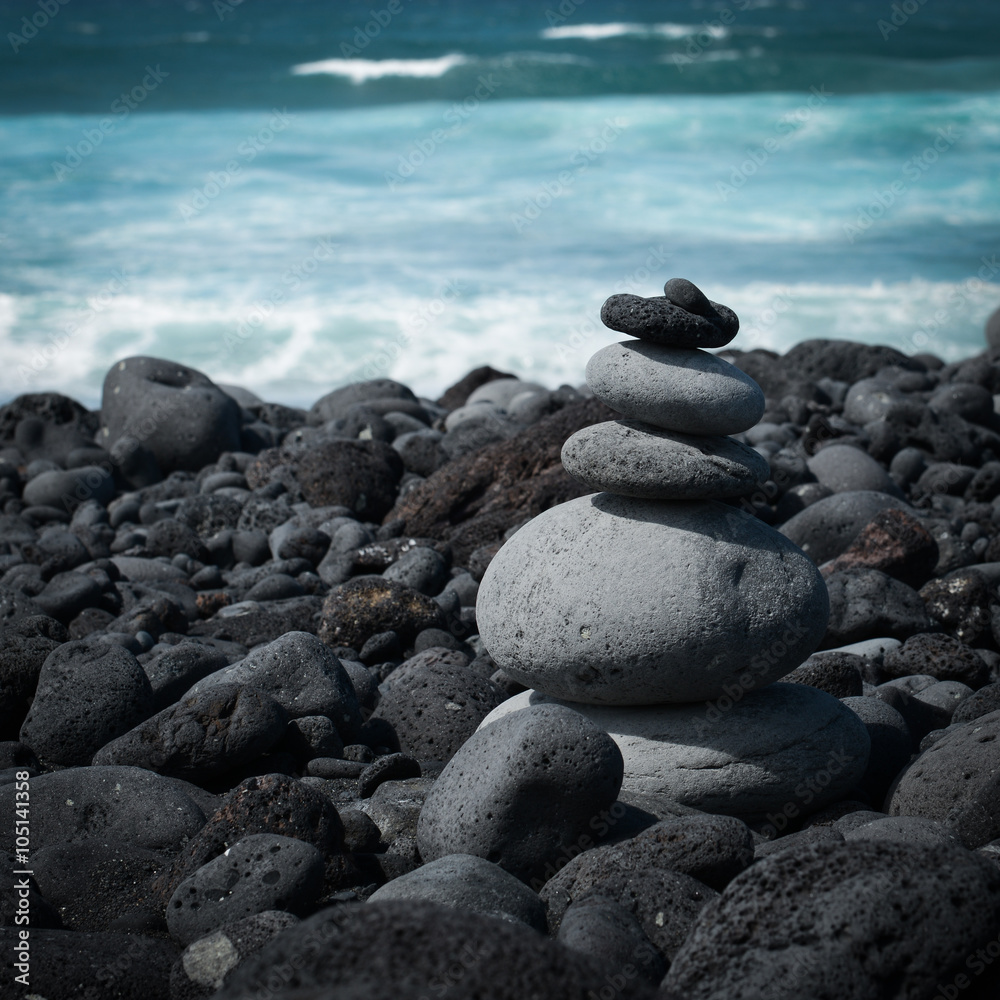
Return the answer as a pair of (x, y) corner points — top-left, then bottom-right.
(465, 279), (872, 826)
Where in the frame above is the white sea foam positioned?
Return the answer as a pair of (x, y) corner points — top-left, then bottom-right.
(290, 53), (468, 83)
(541, 22), (730, 41)
(1, 277), (991, 410)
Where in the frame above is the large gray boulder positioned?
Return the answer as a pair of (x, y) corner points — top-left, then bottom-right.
(477, 493), (829, 704)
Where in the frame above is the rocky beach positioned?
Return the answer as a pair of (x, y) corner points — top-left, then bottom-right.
(3, 280), (1000, 999)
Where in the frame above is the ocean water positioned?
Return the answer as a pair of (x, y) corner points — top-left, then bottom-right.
(1, 0), (999, 408)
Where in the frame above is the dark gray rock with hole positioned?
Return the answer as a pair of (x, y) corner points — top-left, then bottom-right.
(169, 910), (300, 999)
(100, 357), (241, 474)
(166, 833), (325, 945)
(370, 656), (506, 762)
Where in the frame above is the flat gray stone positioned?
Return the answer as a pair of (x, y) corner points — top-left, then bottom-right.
(561, 420), (769, 500)
(807, 443), (904, 498)
(477, 494), (829, 704)
(368, 853), (547, 930)
(416, 704), (623, 884)
(480, 686), (870, 822)
(585, 341), (764, 435)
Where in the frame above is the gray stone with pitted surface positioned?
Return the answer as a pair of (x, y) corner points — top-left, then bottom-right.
(476, 493), (829, 704)
(586, 341), (765, 435)
(416, 704), (623, 884)
(561, 420), (769, 499)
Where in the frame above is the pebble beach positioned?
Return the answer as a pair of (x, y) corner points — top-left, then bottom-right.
(2, 278), (1000, 998)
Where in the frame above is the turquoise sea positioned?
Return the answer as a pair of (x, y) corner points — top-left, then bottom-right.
(1, 0), (999, 406)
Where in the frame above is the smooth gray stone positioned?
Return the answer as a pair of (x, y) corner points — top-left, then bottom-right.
(111, 555), (190, 582)
(807, 443), (904, 498)
(821, 637), (901, 662)
(187, 631), (362, 741)
(166, 833), (325, 945)
(0, 765), (206, 852)
(22, 466), (115, 511)
(477, 494), (829, 704)
(466, 378), (547, 408)
(479, 686), (870, 822)
(416, 704), (623, 884)
(585, 341), (764, 435)
(368, 854), (547, 931)
(557, 897), (666, 988)
(778, 490), (915, 564)
(664, 841), (1000, 1000)
(443, 401), (508, 433)
(561, 420), (769, 500)
(382, 545), (449, 596)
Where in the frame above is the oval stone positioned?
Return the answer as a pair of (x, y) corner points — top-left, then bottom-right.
(480, 685), (870, 821)
(476, 494), (830, 704)
(586, 341), (765, 435)
(561, 420), (769, 499)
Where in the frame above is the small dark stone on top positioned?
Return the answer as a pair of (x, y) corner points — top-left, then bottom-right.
(601, 280), (738, 349)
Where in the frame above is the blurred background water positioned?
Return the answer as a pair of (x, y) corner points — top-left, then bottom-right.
(1, 0), (999, 407)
